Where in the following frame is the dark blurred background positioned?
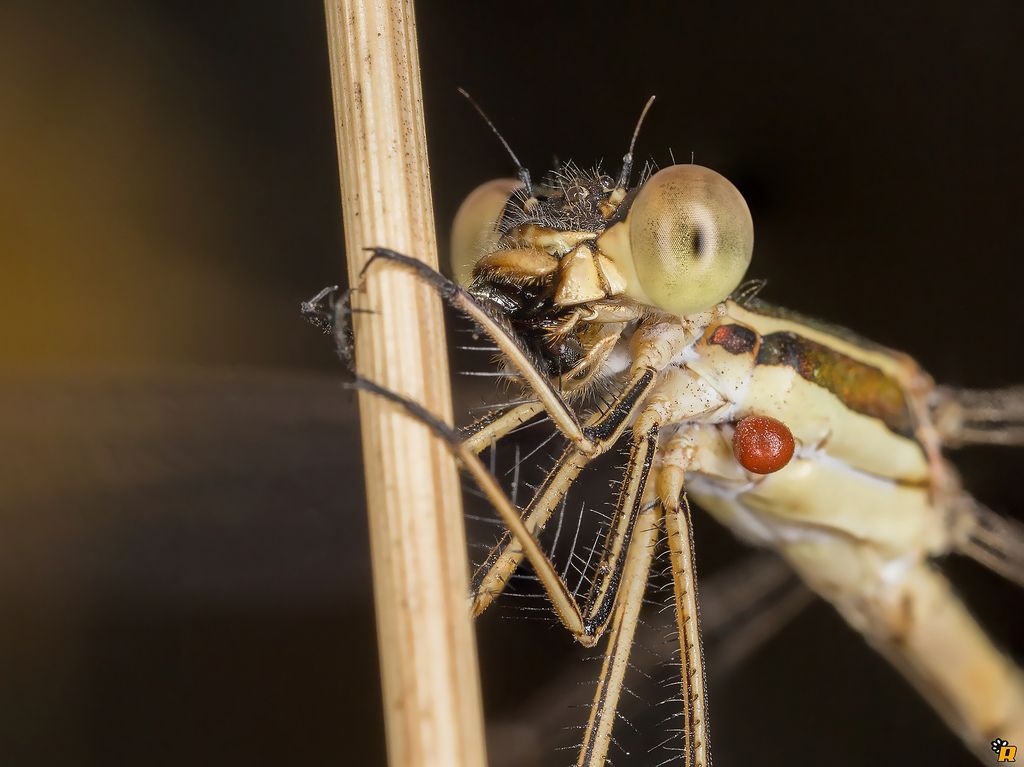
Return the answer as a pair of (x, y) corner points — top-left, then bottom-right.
(0, 1), (1022, 765)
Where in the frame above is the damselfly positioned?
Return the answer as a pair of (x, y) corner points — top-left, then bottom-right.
(309, 95), (1024, 766)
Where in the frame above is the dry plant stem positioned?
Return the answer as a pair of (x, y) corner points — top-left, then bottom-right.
(323, 2), (487, 766)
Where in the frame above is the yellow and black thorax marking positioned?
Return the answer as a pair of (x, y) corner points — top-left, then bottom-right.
(690, 298), (932, 483)
(705, 317), (917, 439)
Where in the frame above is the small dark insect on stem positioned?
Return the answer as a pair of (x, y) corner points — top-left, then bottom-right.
(300, 284), (373, 366)
(299, 284), (341, 335)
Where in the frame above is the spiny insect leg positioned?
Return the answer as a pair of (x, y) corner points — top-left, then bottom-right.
(482, 553), (804, 761)
(470, 370), (658, 618)
(576, 482), (661, 767)
(580, 422), (660, 639)
(461, 402), (546, 455)
(355, 374), (664, 647)
(954, 495), (1024, 588)
(659, 458), (711, 767)
(360, 247), (594, 451)
(471, 441), (587, 616)
(934, 385), (1024, 446)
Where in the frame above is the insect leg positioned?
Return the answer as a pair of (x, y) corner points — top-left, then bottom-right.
(466, 326), (617, 451)
(934, 385), (1024, 446)
(471, 441), (587, 615)
(952, 495), (1024, 588)
(579, 420), (660, 639)
(468, 405), (661, 643)
(462, 401), (545, 454)
(471, 370), (658, 618)
(360, 248), (595, 451)
(354, 372), (658, 643)
(576, 479), (661, 767)
(470, 352), (706, 618)
(658, 453), (711, 767)
(483, 554), (805, 767)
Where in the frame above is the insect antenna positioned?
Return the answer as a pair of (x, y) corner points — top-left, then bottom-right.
(457, 87), (534, 197)
(616, 95), (657, 190)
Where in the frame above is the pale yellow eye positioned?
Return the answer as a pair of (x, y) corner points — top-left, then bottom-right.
(450, 178), (523, 286)
(628, 164), (753, 315)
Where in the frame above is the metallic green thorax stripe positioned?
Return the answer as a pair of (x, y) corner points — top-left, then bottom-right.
(757, 331), (916, 437)
(709, 324), (916, 437)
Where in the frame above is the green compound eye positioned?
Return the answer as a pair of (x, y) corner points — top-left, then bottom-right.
(628, 164), (753, 315)
(450, 178), (522, 286)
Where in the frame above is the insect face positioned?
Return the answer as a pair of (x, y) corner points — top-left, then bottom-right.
(451, 163), (754, 322)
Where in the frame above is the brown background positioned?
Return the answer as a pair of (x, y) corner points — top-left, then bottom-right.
(1, 1), (1022, 765)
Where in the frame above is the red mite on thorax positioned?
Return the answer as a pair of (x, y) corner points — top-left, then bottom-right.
(732, 415), (796, 474)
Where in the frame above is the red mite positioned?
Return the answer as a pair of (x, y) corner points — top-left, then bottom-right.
(732, 415), (796, 474)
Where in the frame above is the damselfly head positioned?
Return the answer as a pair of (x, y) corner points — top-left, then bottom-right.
(450, 162), (754, 318)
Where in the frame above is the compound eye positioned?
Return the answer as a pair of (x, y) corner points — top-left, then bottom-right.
(628, 164), (753, 315)
(450, 178), (523, 286)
